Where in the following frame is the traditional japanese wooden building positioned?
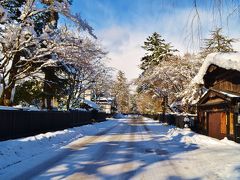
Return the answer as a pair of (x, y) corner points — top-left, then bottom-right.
(196, 53), (240, 142)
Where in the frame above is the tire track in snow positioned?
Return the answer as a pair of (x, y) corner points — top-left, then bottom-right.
(117, 119), (138, 180)
(13, 121), (122, 180)
(68, 121), (129, 179)
(139, 118), (183, 179)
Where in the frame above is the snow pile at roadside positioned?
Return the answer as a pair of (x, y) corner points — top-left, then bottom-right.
(0, 106), (17, 110)
(142, 117), (240, 179)
(143, 116), (240, 147)
(0, 119), (118, 172)
(113, 113), (128, 119)
(140, 117), (240, 148)
(166, 127), (240, 147)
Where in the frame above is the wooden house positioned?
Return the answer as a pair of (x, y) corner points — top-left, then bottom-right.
(96, 97), (116, 114)
(196, 53), (240, 142)
(83, 89), (116, 114)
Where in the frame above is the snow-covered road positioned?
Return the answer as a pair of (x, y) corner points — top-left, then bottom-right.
(33, 118), (173, 180)
(1, 117), (240, 179)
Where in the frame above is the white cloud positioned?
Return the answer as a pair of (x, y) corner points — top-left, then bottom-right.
(96, 7), (240, 81)
(97, 26), (146, 81)
(99, 26), (130, 53)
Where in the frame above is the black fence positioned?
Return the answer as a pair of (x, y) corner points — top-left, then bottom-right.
(0, 110), (107, 141)
(143, 113), (197, 130)
(142, 114), (160, 121)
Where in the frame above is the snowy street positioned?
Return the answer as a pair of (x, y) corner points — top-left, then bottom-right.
(1, 1), (240, 180)
(1, 117), (240, 179)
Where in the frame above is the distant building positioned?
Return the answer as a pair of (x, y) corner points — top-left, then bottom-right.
(84, 89), (93, 101)
(96, 97), (116, 114)
(196, 53), (240, 142)
(83, 89), (116, 114)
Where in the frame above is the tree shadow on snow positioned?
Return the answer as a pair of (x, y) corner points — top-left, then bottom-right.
(14, 119), (201, 180)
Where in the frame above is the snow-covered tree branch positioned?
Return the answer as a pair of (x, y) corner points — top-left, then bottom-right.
(0, 1), (104, 107)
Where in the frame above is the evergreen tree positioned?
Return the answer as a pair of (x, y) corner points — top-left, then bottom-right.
(14, 80), (43, 106)
(112, 71), (130, 114)
(0, 0), (24, 20)
(200, 28), (235, 58)
(140, 32), (178, 71)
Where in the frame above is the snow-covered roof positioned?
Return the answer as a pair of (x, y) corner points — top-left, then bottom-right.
(193, 52), (240, 84)
(82, 99), (100, 110)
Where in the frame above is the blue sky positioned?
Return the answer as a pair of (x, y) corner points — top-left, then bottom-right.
(71, 0), (190, 28)
(71, 0), (214, 29)
(68, 0), (240, 80)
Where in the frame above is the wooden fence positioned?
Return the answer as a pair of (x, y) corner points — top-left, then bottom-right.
(0, 110), (106, 141)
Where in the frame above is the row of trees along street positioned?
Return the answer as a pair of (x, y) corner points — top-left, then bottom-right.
(134, 28), (237, 114)
(0, 0), (239, 114)
(111, 0), (240, 115)
(0, 0), (114, 110)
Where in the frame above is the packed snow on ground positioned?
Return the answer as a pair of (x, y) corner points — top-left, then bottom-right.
(113, 113), (130, 119)
(0, 118), (119, 177)
(142, 117), (240, 179)
(1, 116), (240, 179)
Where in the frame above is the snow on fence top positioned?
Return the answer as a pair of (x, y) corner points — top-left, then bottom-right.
(193, 52), (240, 84)
(0, 106), (17, 111)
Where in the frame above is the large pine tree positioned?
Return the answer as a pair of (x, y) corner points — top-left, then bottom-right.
(200, 28), (235, 58)
(140, 32), (177, 71)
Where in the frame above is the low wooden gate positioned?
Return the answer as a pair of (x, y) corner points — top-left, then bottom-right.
(208, 112), (226, 139)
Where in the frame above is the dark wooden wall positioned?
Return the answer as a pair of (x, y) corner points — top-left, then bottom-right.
(0, 110), (106, 141)
(204, 65), (240, 94)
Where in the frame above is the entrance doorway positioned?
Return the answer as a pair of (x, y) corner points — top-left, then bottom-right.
(208, 112), (227, 139)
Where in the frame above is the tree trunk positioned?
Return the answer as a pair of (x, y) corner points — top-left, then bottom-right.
(40, 0), (59, 110)
(2, 87), (13, 106)
(0, 83), (15, 106)
(42, 68), (55, 110)
(66, 93), (72, 110)
(66, 74), (76, 110)
(0, 53), (20, 106)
